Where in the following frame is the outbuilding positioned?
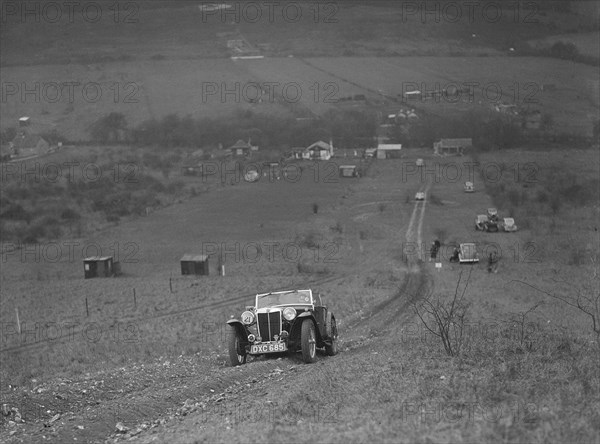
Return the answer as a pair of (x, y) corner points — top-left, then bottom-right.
(339, 165), (358, 178)
(83, 256), (115, 279)
(376, 144), (402, 159)
(433, 138), (472, 156)
(180, 254), (209, 275)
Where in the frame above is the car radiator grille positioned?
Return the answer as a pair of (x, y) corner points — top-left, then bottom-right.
(257, 311), (281, 341)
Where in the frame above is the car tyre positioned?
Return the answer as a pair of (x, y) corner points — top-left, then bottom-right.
(325, 314), (339, 356)
(228, 327), (247, 367)
(301, 319), (317, 364)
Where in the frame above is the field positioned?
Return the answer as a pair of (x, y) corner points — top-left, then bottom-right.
(2, 2), (599, 139)
(1, 1), (599, 443)
(2, 55), (598, 141)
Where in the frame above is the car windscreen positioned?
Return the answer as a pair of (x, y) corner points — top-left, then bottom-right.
(256, 290), (312, 308)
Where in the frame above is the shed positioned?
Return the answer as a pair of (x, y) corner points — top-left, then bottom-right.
(376, 144), (402, 159)
(180, 254), (209, 275)
(83, 256), (114, 279)
(433, 138), (472, 156)
(339, 165), (358, 178)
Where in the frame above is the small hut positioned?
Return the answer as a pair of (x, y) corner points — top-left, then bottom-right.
(339, 165), (358, 178)
(83, 256), (115, 279)
(180, 254), (209, 275)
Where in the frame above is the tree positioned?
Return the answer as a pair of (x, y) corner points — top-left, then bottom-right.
(550, 41), (579, 60)
(1, 127), (16, 144)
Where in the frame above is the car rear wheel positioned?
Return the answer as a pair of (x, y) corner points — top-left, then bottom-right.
(228, 327), (247, 366)
(301, 319), (317, 363)
(325, 315), (338, 356)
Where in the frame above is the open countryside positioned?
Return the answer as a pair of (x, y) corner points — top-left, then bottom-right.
(1, 1), (599, 443)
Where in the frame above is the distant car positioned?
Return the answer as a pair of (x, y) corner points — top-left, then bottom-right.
(464, 181), (474, 193)
(415, 191), (426, 201)
(458, 243), (479, 263)
(244, 170), (260, 182)
(475, 214), (498, 232)
(416, 158), (424, 167)
(502, 217), (518, 232)
(226, 289), (338, 366)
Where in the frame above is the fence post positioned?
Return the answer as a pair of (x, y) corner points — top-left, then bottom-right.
(15, 307), (21, 334)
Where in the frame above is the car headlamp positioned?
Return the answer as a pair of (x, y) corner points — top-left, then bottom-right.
(241, 311), (255, 325)
(283, 307), (297, 321)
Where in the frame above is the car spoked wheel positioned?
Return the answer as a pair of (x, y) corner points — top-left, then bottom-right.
(228, 327), (247, 366)
(325, 316), (338, 356)
(301, 319), (317, 363)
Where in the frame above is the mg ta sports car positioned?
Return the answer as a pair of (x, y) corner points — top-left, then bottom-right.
(226, 289), (338, 366)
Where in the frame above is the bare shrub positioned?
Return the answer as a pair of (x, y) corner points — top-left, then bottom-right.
(414, 269), (472, 356)
(510, 264), (600, 347)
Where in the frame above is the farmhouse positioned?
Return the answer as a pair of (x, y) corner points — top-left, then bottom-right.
(9, 117), (51, 158)
(10, 133), (50, 158)
(83, 256), (115, 279)
(228, 139), (257, 157)
(376, 143), (402, 159)
(433, 138), (472, 156)
(303, 140), (333, 160)
(180, 254), (209, 276)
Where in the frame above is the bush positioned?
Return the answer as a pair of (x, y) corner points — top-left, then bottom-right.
(1, 203), (32, 223)
(549, 41), (579, 60)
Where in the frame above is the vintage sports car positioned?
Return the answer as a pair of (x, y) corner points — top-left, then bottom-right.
(226, 289), (338, 366)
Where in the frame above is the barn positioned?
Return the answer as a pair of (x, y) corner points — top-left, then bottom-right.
(180, 254), (209, 275)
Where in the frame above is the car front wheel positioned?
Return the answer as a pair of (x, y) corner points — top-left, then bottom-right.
(301, 319), (317, 363)
(228, 327), (247, 367)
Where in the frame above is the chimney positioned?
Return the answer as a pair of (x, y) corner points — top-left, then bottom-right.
(329, 138), (333, 156)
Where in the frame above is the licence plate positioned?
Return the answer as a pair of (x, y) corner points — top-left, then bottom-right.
(250, 342), (287, 354)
